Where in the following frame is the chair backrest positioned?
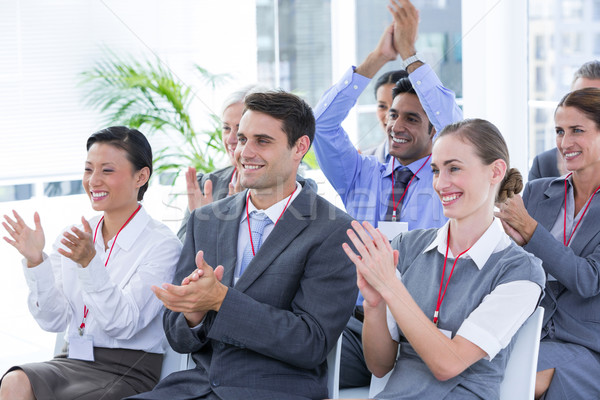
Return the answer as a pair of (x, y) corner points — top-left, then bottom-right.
(160, 343), (190, 380)
(327, 335), (342, 399)
(499, 306), (545, 400)
(366, 307), (546, 399)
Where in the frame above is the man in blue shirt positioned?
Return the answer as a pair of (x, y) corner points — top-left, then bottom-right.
(314, 3), (461, 230)
(313, 0), (463, 387)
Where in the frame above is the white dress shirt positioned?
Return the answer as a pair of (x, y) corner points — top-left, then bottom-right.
(23, 206), (181, 354)
(387, 218), (542, 360)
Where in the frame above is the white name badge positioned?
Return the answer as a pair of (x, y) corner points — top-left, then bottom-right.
(68, 334), (95, 361)
(377, 221), (409, 241)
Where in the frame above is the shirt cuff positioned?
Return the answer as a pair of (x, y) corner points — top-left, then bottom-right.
(334, 66), (371, 100)
(456, 319), (500, 360)
(77, 254), (110, 292)
(22, 253), (53, 292)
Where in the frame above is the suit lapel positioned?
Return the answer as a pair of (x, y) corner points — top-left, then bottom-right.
(533, 180), (565, 231)
(233, 188), (315, 293)
(218, 191), (246, 287)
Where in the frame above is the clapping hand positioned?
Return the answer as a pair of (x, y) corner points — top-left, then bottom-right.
(343, 221), (399, 307)
(3, 210), (45, 268)
(58, 217), (96, 268)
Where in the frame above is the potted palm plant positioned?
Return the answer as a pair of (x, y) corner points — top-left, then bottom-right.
(81, 53), (228, 184)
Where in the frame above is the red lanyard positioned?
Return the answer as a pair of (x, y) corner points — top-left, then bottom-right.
(246, 186), (297, 256)
(563, 173), (600, 246)
(79, 204), (141, 334)
(390, 155), (431, 221)
(433, 226), (472, 326)
(93, 204), (142, 267)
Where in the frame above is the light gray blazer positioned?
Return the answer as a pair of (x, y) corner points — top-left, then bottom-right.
(522, 177), (600, 354)
(139, 184), (357, 400)
(528, 147), (560, 181)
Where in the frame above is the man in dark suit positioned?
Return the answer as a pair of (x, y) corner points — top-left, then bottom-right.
(129, 91), (357, 400)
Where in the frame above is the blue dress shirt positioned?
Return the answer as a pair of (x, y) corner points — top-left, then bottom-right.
(313, 64), (462, 229)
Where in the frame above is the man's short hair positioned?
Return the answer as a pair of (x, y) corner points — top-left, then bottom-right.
(573, 60), (600, 85)
(244, 91), (315, 148)
(391, 77), (434, 134)
(391, 76), (417, 99)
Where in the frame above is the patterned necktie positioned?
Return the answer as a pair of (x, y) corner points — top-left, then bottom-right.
(240, 211), (273, 276)
(385, 168), (414, 221)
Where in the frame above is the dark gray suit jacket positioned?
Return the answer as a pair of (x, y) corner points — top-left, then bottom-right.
(142, 185), (357, 400)
(177, 167), (318, 242)
(528, 148), (560, 181)
(523, 177), (600, 354)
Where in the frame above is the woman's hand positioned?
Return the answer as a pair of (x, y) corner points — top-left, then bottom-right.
(495, 194), (537, 245)
(342, 220), (400, 303)
(186, 167), (214, 212)
(58, 217), (96, 268)
(2, 210), (45, 267)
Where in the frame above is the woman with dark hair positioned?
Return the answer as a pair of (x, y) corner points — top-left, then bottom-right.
(497, 88), (600, 399)
(339, 119), (545, 399)
(0, 126), (181, 400)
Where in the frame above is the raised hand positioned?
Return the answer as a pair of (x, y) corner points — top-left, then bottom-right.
(389, 0), (420, 60)
(375, 23), (399, 63)
(58, 217), (96, 267)
(228, 172), (243, 197)
(185, 167), (214, 212)
(2, 210), (45, 267)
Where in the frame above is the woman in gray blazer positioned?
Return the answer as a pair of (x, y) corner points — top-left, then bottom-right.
(497, 88), (600, 399)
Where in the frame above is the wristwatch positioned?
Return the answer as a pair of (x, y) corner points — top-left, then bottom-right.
(402, 54), (422, 70)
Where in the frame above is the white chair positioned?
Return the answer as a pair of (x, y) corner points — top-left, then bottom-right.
(160, 343), (190, 380)
(499, 306), (544, 400)
(327, 335), (343, 398)
(338, 307), (545, 399)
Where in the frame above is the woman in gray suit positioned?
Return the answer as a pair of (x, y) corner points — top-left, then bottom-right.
(497, 88), (600, 399)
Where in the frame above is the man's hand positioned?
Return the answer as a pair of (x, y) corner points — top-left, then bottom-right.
(389, 0), (420, 62)
(355, 23), (398, 79)
(152, 251), (227, 327)
(186, 167), (214, 212)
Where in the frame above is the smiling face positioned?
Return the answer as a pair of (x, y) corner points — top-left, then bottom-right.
(555, 105), (600, 175)
(386, 93), (434, 166)
(83, 143), (147, 219)
(431, 135), (501, 224)
(235, 110), (308, 205)
(376, 83), (395, 132)
(222, 102), (245, 165)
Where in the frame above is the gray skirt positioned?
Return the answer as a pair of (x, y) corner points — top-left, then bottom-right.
(2, 347), (162, 400)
